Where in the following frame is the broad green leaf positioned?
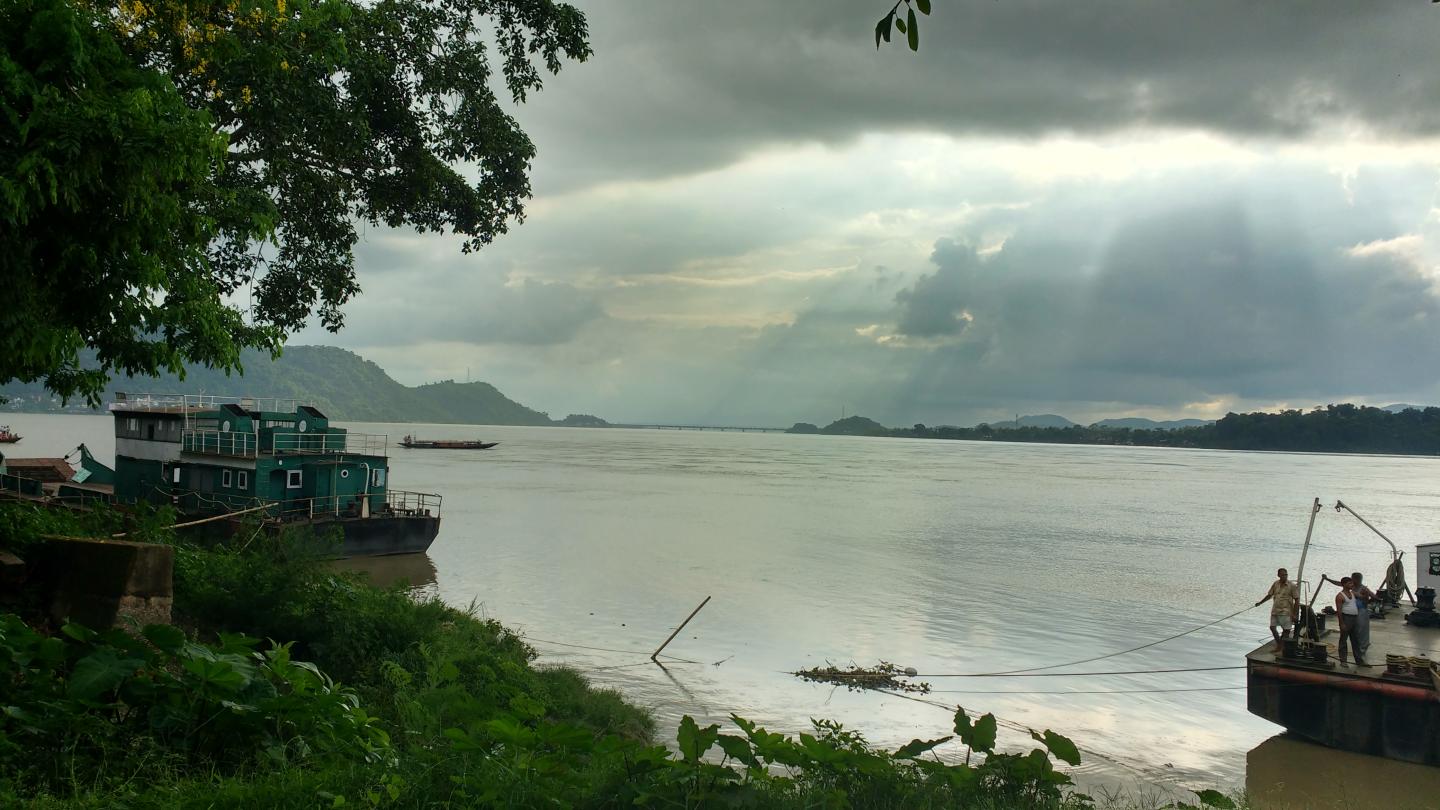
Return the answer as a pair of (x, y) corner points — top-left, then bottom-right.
(894, 736), (952, 758)
(677, 714), (719, 763)
(917, 0), (932, 14)
(60, 623), (96, 643)
(182, 657), (248, 694)
(1195, 790), (1238, 809)
(67, 648), (141, 701)
(485, 716), (536, 748)
(907, 8), (919, 51)
(509, 693), (545, 721)
(895, 16), (907, 34)
(716, 734), (758, 766)
(955, 708), (997, 753)
(1040, 729), (1081, 766)
(953, 706), (973, 737)
(143, 624), (186, 653)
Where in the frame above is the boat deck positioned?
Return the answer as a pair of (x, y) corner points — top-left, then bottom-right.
(1246, 607), (1440, 683)
(1247, 606), (1440, 765)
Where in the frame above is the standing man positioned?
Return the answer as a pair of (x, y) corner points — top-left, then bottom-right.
(1334, 576), (1370, 667)
(1323, 571), (1376, 658)
(1256, 567), (1299, 650)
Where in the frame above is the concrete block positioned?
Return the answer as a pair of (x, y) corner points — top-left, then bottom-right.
(40, 538), (173, 629)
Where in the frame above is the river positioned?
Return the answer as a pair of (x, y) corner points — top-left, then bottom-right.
(9, 412), (1440, 806)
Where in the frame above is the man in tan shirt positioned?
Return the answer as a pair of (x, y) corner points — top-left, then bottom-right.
(1256, 567), (1299, 650)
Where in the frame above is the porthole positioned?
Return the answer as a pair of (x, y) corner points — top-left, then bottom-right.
(221, 421), (231, 433)
(298, 419), (308, 433)
(340, 469), (350, 479)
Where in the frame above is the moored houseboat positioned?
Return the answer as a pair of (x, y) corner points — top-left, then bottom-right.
(108, 394), (441, 556)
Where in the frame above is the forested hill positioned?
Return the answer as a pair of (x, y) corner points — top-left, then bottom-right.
(0, 346), (556, 426)
(793, 404), (1440, 456)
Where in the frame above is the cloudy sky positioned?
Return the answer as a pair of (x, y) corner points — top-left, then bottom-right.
(296, 1), (1440, 427)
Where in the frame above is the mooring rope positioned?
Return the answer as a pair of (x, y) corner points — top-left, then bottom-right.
(910, 604), (1259, 678)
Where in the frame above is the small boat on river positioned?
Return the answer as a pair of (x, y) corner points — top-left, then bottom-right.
(0, 426), (21, 443)
(399, 436), (498, 450)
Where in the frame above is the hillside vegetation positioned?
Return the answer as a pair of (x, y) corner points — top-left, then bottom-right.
(1, 346), (555, 426)
(795, 404), (1440, 455)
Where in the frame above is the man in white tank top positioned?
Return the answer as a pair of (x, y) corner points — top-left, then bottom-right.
(1334, 577), (1371, 667)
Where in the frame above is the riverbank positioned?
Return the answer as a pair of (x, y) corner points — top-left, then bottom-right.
(790, 405), (1440, 456)
(0, 502), (1111, 809)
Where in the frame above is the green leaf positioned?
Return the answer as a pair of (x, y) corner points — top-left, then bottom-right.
(677, 715), (720, 763)
(955, 708), (997, 753)
(142, 624), (186, 653)
(716, 734), (758, 766)
(895, 16), (907, 34)
(1045, 730), (1081, 766)
(894, 736), (952, 759)
(181, 657), (248, 694)
(907, 8), (919, 51)
(917, 0), (932, 14)
(1195, 790), (1237, 809)
(68, 648), (141, 701)
(60, 623), (96, 643)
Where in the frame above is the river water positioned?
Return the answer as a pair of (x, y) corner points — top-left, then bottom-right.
(10, 413), (1440, 805)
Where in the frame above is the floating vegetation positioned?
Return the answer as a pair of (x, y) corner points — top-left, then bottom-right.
(793, 661), (931, 694)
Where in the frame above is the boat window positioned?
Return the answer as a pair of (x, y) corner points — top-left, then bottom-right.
(238, 471), (248, 490)
(371, 468), (386, 488)
(286, 470), (302, 489)
(222, 469), (233, 488)
(172, 466), (181, 485)
(340, 468), (350, 479)
(128, 417), (139, 433)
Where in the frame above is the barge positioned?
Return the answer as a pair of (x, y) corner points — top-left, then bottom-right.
(399, 435), (497, 450)
(1247, 500), (1440, 765)
(108, 394), (441, 557)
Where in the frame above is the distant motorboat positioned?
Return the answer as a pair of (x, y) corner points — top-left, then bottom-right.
(399, 436), (498, 450)
(0, 426), (20, 444)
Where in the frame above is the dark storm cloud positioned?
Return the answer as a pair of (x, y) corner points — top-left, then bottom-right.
(894, 239), (980, 337)
(881, 191), (1440, 409)
(757, 169), (1440, 423)
(524, 1), (1440, 189)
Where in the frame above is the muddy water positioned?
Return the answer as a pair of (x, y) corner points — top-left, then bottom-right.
(12, 413), (1440, 802)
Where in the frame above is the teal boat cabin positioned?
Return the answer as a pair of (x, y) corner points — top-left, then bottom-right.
(109, 394), (441, 556)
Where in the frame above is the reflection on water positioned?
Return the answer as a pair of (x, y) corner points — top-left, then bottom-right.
(1248, 734), (1440, 809)
(330, 554), (438, 595)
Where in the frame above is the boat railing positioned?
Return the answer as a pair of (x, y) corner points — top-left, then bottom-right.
(385, 489), (442, 518)
(111, 393), (300, 418)
(181, 429), (259, 458)
(170, 489), (440, 521)
(271, 432), (388, 456)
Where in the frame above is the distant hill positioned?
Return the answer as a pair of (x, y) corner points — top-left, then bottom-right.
(1383, 404), (1432, 413)
(1092, 417), (1214, 430)
(807, 416), (888, 436)
(990, 414), (1077, 429)
(1, 345), (555, 426)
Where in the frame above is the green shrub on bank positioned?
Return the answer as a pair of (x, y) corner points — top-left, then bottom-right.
(0, 614), (388, 799)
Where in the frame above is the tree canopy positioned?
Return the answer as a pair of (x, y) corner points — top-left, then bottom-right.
(1, 0), (589, 403)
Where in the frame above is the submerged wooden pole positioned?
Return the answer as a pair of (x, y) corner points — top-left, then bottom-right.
(651, 595), (711, 662)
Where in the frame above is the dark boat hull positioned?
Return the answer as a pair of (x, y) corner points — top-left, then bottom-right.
(329, 514), (441, 557)
(191, 513), (441, 558)
(399, 441), (497, 449)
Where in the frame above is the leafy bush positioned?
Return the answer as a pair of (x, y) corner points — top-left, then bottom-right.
(0, 614), (387, 799)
